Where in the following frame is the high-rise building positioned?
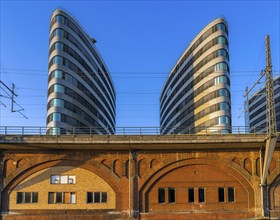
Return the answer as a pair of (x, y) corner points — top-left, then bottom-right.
(47, 9), (116, 134)
(160, 18), (231, 134)
(245, 75), (280, 133)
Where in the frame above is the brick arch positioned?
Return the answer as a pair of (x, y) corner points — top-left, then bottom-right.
(269, 173), (280, 210)
(1, 159), (123, 212)
(139, 158), (255, 212)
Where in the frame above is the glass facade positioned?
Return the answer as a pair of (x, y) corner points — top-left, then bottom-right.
(160, 18), (231, 134)
(47, 10), (116, 135)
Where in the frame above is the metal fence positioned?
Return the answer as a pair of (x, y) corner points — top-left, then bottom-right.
(0, 126), (267, 136)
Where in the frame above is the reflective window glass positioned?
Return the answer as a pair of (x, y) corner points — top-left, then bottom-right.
(214, 63), (228, 72)
(54, 42), (63, 51)
(218, 116), (230, 125)
(51, 70), (62, 79)
(53, 84), (64, 93)
(217, 36), (226, 44)
(54, 29), (63, 37)
(52, 98), (63, 107)
(55, 15), (65, 24)
(53, 113), (61, 122)
(50, 127), (60, 135)
(219, 89), (229, 97)
(217, 23), (226, 32)
(220, 102), (230, 111)
(53, 56), (63, 65)
(217, 49), (226, 57)
(214, 76), (227, 85)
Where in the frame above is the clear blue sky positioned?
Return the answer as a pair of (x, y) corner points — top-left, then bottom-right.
(0, 0), (279, 129)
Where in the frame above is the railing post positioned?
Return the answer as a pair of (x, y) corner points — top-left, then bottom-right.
(22, 127), (24, 136)
(73, 127), (75, 136)
(5, 126), (7, 136)
(39, 127), (42, 136)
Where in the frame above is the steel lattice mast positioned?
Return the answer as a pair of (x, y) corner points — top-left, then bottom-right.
(265, 35), (277, 136)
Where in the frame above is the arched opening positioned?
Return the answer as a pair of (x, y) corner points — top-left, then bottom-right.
(2, 160), (122, 212)
(140, 158), (255, 214)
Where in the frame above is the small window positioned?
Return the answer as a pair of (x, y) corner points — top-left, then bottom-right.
(87, 192), (107, 204)
(218, 188), (225, 202)
(50, 175), (75, 184)
(48, 192), (55, 204)
(56, 192), (63, 203)
(158, 188), (165, 203)
(87, 192), (93, 203)
(94, 192), (101, 203)
(168, 188), (175, 203)
(32, 192), (38, 203)
(16, 192), (23, 204)
(101, 192), (107, 203)
(68, 175), (76, 184)
(16, 192), (38, 204)
(48, 192), (76, 204)
(188, 188), (194, 203)
(228, 187), (235, 202)
(24, 192), (31, 203)
(70, 192), (76, 204)
(199, 188), (205, 203)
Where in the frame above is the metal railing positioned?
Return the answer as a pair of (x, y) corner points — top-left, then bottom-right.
(0, 126), (267, 136)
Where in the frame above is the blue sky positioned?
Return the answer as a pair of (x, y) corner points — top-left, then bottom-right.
(0, 0), (279, 129)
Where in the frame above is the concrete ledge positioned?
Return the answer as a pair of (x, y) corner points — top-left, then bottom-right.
(0, 134), (270, 151)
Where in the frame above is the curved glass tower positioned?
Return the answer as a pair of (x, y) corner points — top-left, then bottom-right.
(47, 9), (116, 134)
(160, 18), (231, 134)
